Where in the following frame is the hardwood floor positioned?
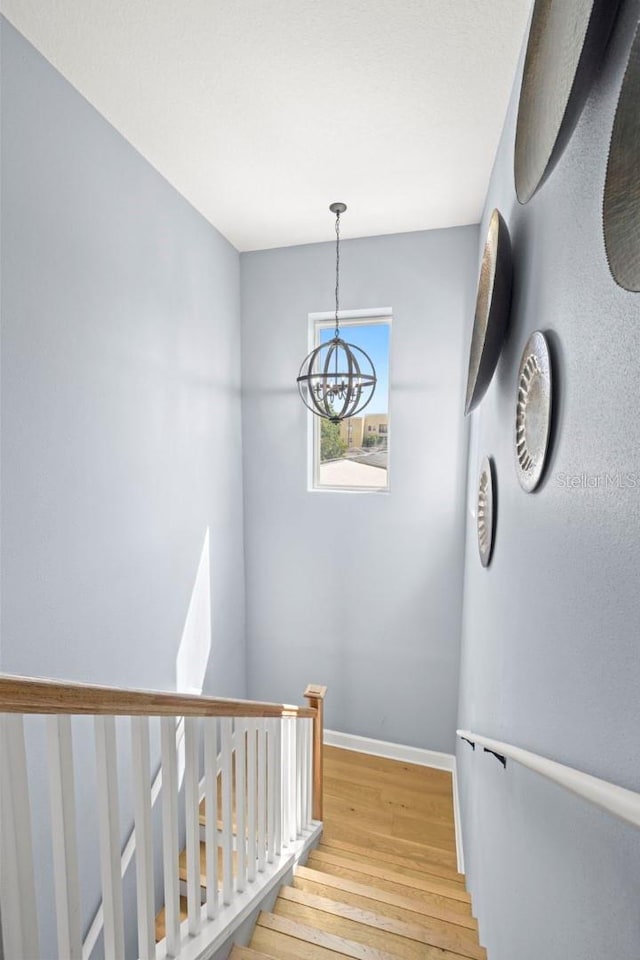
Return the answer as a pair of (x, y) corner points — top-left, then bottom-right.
(231, 744), (486, 960)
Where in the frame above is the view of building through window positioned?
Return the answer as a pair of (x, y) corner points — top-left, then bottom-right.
(314, 317), (390, 490)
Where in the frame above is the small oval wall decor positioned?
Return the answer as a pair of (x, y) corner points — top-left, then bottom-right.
(515, 332), (553, 493)
(514, 0), (622, 204)
(603, 25), (640, 292)
(464, 209), (513, 415)
(477, 457), (495, 568)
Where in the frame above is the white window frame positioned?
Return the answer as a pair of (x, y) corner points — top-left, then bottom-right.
(306, 308), (392, 494)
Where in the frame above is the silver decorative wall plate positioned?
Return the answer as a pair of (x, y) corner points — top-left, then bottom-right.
(465, 209), (512, 415)
(477, 457), (495, 568)
(515, 332), (553, 493)
(515, 0), (622, 204)
(603, 25), (640, 293)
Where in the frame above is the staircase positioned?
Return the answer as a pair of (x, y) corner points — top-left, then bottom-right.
(0, 676), (322, 960)
(0, 677), (485, 960)
(228, 745), (486, 960)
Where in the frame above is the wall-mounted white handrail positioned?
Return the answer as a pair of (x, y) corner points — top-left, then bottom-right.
(457, 729), (640, 829)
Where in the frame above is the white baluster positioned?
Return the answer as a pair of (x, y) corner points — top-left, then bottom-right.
(131, 717), (155, 960)
(257, 720), (266, 871)
(235, 719), (247, 891)
(220, 717), (233, 904)
(266, 719), (276, 864)
(94, 716), (125, 960)
(203, 718), (218, 919)
(0, 714), (40, 960)
(274, 719), (282, 855)
(47, 715), (82, 960)
(280, 718), (289, 848)
(288, 717), (297, 843)
(300, 717), (308, 833)
(246, 720), (257, 882)
(306, 717), (314, 827)
(296, 719), (303, 837)
(184, 717), (201, 935)
(160, 716), (181, 957)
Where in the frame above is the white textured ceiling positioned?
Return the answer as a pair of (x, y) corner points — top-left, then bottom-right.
(1, 1), (531, 251)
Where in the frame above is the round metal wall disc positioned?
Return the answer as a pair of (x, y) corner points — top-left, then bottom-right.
(514, 0), (622, 204)
(465, 209), (512, 416)
(477, 456), (495, 567)
(514, 331), (553, 493)
(603, 25), (640, 293)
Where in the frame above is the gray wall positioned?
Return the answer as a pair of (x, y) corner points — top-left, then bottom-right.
(1, 18), (246, 954)
(241, 226), (477, 753)
(457, 2), (640, 958)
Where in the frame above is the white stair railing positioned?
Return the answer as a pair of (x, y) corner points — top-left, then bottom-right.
(0, 675), (325, 960)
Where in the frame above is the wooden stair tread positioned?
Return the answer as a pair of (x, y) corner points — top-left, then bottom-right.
(253, 925), (354, 960)
(255, 911), (403, 959)
(155, 896), (188, 942)
(321, 827), (459, 871)
(178, 841), (237, 887)
(305, 858), (472, 919)
(199, 812), (241, 835)
(308, 850), (471, 905)
(277, 886), (485, 960)
(229, 947), (279, 960)
(294, 866), (476, 931)
(272, 896), (483, 960)
(317, 838), (464, 883)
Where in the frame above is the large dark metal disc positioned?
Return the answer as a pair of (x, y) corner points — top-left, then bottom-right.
(515, 0), (622, 204)
(465, 210), (513, 416)
(603, 26), (640, 292)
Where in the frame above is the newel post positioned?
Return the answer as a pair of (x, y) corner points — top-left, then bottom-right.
(304, 684), (327, 821)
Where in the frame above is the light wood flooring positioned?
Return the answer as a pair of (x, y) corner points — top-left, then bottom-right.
(232, 744), (486, 959)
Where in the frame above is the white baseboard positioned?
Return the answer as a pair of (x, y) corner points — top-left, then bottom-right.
(324, 728), (455, 772)
(452, 765), (465, 874)
(324, 728), (464, 873)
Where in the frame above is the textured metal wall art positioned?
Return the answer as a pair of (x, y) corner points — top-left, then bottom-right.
(515, 0), (622, 203)
(515, 332), (553, 493)
(477, 456), (495, 568)
(465, 209), (512, 415)
(603, 25), (640, 292)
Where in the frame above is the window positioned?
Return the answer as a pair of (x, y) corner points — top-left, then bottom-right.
(310, 314), (391, 492)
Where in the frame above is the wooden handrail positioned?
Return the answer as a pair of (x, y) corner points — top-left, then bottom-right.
(0, 674), (316, 718)
(304, 683), (327, 820)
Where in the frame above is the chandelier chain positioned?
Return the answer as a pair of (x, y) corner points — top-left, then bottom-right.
(334, 210), (341, 339)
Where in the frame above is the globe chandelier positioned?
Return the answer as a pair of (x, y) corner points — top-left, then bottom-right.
(297, 203), (377, 423)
